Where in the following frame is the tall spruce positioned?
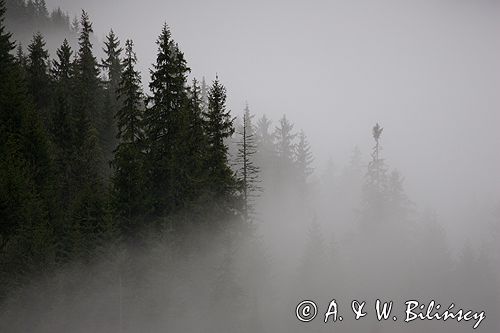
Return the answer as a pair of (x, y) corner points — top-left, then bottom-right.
(204, 76), (236, 200)
(360, 123), (389, 228)
(112, 39), (145, 237)
(236, 103), (260, 221)
(0, 0), (55, 291)
(295, 130), (313, 191)
(74, 10), (101, 131)
(70, 10), (111, 259)
(101, 29), (122, 168)
(26, 32), (50, 121)
(144, 24), (191, 218)
(274, 114), (296, 188)
(183, 78), (209, 200)
(255, 114), (275, 188)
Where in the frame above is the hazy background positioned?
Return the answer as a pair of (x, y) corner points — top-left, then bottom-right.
(2, 1), (500, 332)
(43, 0), (500, 250)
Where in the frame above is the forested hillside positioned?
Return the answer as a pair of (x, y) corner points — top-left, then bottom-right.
(0, 1), (498, 332)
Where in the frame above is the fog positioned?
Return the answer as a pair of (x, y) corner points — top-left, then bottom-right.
(42, 0), (500, 247)
(2, 0), (500, 332)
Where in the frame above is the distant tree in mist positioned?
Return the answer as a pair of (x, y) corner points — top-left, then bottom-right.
(294, 130), (313, 192)
(255, 114), (275, 189)
(274, 114), (296, 188)
(200, 76), (209, 113)
(360, 123), (389, 227)
(236, 103), (260, 222)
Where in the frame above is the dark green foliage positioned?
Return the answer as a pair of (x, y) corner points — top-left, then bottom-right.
(0, 9), (251, 301)
(112, 39), (145, 237)
(26, 32), (50, 119)
(0, 0), (14, 79)
(0, 0), (55, 292)
(101, 29), (123, 168)
(143, 24), (191, 217)
(74, 10), (101, 130)
(204, 76), (236, 199)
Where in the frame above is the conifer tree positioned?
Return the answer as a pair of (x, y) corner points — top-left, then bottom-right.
(255, 114), (275, 187)
(274, 114), (296, 187)
(112, 39), (145, 237)
(26, 32), (50, 120)
(200, 76), (209, 113)
(0, 0), (55, 287)
(15, 44), (27, 79)
(74, 10), (101, 130)
(360, 123), (388, 227)
(50, 39), (74, 207)
(143, 24), (190, 217)
(236, 103), (260, 221)
(182, 78), (209, 200)
(101, 29), (123, 166)
(295, 130), (314, 191)
(204, 76), (236, 200)
(69, 11), (111, 259)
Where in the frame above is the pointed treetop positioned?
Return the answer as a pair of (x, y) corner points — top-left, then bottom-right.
(373, 123), (383, 141)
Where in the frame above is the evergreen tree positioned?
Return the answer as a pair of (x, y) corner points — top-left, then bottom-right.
(26, 32), (50, 120)
(386, 169), (412, 223)
(0, 0), (55, 291)
(74, 10), (101, 130)
(255, 114), (275, 188)
(34, 0), (48, 19)
(295, 129), (313, 191)
(236, 103), (260, 221)
(69, 10), (111, 259)
(360, 123), (389, 227)
(101, 29), (123, 168)
(14, 43), (27, 79)
(204, 76), (236, 200)
(71, 14), (79, 33)
(200, 76), (209, 113)
(182, 78), (209, 200)
(112, 39), (145, 238)
(72, 10), (103, 185)
(143, 24), (191, 218)
(274, 114), (296, 187)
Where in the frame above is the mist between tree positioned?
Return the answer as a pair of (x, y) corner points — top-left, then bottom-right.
(1, 1), (499, 333)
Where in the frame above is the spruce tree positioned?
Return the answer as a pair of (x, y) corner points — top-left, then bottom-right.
(295, 130), (314, 191)
(204, 76), (236, 200)
(74, 10), (101, 131)
(360, 123), (389, 228)
(26, 32), (51, 121)
(255, 114), (275, 187)
(236, 103), (260, 221)
(200, 76), (209, 113)
(143, 24), (190, 217)
(15, 44), (27, 80)
(274, 114), (296, 187)
(101, 29), (123, 167)
(112, 39), (145, 237)
(0, 0), (55, 290)
(69, 11), (111, 259)
(182, 78), (209, 200)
